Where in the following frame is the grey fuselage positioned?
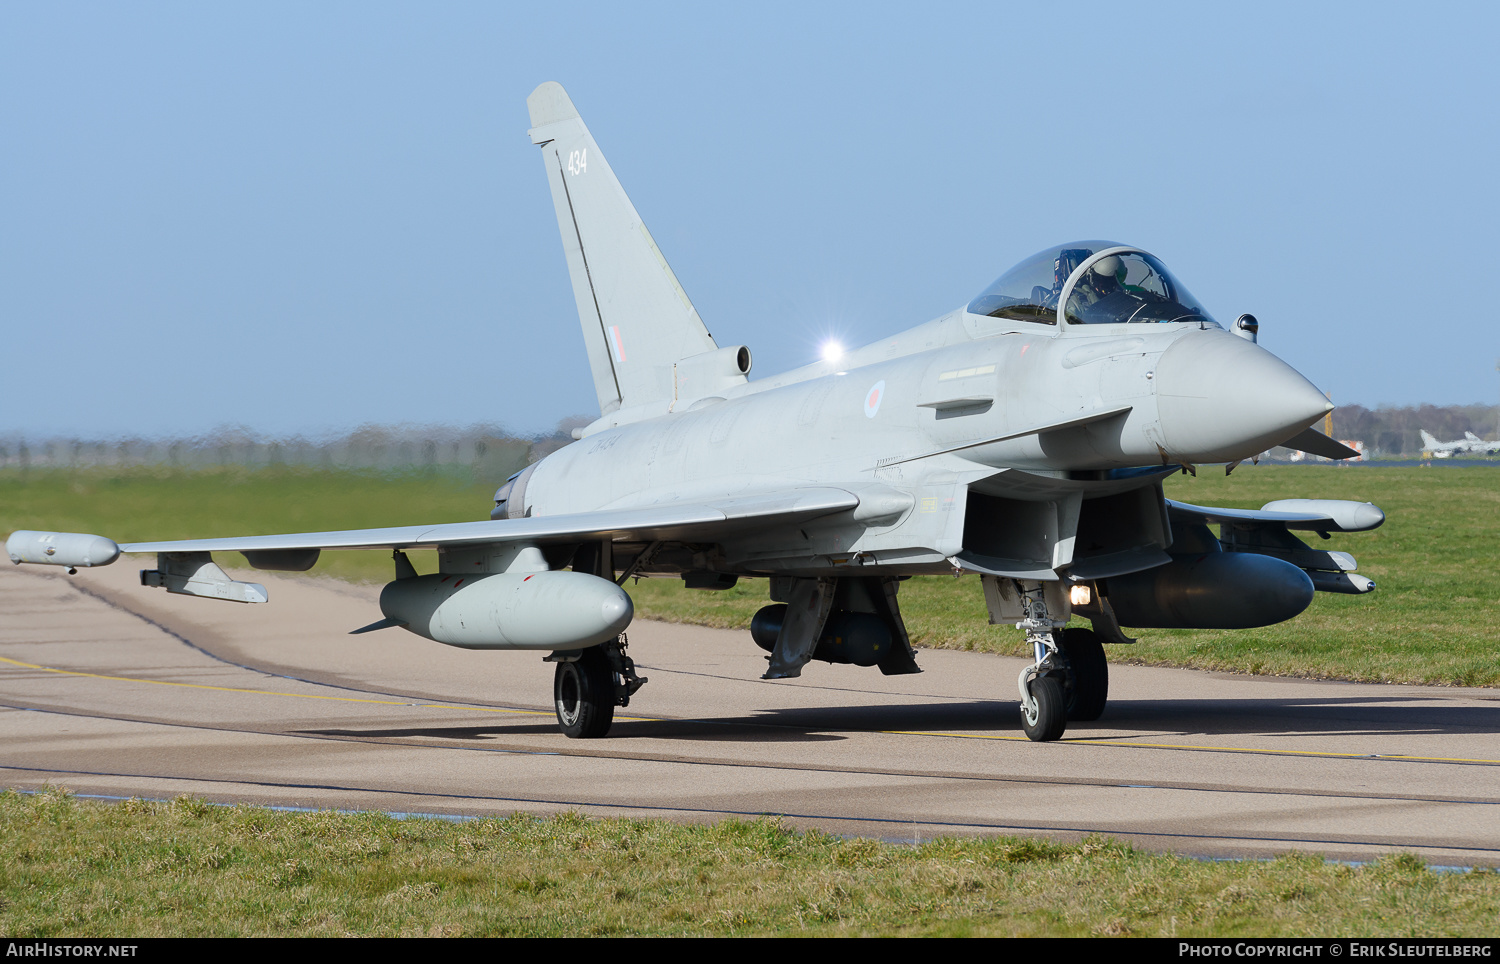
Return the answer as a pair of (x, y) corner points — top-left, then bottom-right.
(514, 309), (1329, 578)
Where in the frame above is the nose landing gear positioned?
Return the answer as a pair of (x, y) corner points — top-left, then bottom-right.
(1020, 672), (1067, 741)
(1015, 590), (1111, 741)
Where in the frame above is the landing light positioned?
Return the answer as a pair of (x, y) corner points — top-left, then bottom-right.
(1069, 584), (1092, 606)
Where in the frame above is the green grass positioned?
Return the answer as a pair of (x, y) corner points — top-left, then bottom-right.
(0, 465), (499, 584)
(3, 463), (1496, 685)
(3, 789), (1497, 937)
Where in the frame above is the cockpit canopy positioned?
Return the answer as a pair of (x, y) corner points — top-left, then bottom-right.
(967, 241), (1219, 328)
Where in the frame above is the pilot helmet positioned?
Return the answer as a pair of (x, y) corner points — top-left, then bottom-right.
(1092, 254), (1125, 284)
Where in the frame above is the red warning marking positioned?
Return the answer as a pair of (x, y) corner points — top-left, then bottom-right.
(524, 574), (534, 581)
(453, 578), (464, 587)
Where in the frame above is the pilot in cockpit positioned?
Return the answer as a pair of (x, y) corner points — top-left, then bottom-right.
(1070, 254), (1126, 316)
(968, 243), (1217, 327)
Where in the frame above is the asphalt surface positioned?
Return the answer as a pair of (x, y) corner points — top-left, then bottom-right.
(3, 560), (1498, 865)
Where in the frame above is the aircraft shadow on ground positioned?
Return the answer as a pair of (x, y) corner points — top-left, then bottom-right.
(294, 701), (1010, 743)
(1076, 696), (1500, 739)
(299, 694), (1500, 745)
(297, 719), (848, 743)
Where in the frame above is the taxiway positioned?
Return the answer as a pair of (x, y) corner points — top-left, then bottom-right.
(2, 561), (1497, 865)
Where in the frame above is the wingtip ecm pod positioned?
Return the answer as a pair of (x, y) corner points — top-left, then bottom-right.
(1259, 499), (1386, 533)
(6, 530), (120, 570)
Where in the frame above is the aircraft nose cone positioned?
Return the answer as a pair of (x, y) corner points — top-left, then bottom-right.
(1153, 330), (1331, 462)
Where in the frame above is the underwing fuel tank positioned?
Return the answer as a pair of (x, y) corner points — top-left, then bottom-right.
(1103, 552), (1314, 629)
(380, 571), (633, 650)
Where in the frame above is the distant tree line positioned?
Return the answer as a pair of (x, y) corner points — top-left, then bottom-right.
(4, 406), (1493, 469)
(0, 418), (593, 481)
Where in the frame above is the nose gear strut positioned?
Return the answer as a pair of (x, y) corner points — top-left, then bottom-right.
(1015, 584), (1069, 742)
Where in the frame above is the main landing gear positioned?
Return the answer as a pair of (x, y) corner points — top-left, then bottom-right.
(1016, 590), (1110, 742)
(1061, 627), (1108, 722)
(548, 634), (647, 738)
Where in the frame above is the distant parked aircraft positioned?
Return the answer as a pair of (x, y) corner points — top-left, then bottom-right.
(1420, 430), (1497, 457)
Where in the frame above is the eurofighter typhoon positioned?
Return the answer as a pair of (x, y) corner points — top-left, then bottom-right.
(7, 83), (1385, 742)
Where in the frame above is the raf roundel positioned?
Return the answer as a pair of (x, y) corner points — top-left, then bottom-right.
(864, 380), (886, 419)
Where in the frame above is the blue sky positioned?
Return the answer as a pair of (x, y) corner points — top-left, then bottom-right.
(4, 2), (1497, 439)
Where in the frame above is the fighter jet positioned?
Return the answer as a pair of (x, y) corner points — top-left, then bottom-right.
(1420, 430), (1496, 457)
(6, 82), (1386, 742)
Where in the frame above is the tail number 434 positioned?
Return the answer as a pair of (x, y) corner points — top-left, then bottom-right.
(567, 149), (588, 176)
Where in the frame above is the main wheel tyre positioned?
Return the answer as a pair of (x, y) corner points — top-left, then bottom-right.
(554, 647), (615, 739)
(1062, 627), (1108, 722)
(1021, 674), (1067, 742)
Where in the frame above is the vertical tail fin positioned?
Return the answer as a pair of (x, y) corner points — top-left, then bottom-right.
(528, 82), (717, 414)
(1419, 430), (1439, 448)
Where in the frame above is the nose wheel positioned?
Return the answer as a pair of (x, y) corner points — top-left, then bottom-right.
(1020, 673), (1066, 741)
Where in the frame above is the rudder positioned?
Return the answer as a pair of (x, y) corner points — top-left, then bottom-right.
(528, 82), (717, 415)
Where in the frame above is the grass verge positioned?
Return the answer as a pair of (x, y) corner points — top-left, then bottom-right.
(0, 465), (495, 585)
(3, 789), (1498, 937)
